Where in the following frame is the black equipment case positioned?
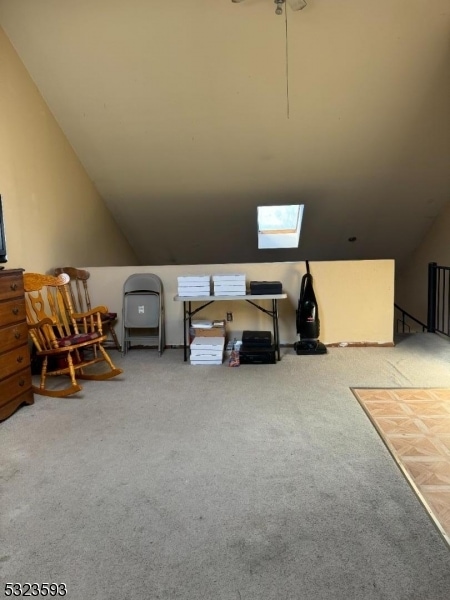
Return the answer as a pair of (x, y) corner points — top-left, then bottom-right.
(239, 345), (276, 365)
(250, 281), (282, 295)
(242, 330), (272, 348)
(240, 330), (275, 364)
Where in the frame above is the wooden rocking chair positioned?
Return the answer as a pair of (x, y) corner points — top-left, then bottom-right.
(54, 266), (121, 351)
(24, 272), (123, 398)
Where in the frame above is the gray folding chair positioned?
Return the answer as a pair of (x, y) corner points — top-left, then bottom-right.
(122, 273), (165, 356)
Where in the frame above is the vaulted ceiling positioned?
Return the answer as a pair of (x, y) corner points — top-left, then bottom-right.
(1, 0), (449, 267)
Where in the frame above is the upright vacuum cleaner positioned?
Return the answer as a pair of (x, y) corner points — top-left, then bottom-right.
(294, 261), (327, 355)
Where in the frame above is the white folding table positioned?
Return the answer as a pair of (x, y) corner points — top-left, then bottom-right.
(174, 293), (287, 362)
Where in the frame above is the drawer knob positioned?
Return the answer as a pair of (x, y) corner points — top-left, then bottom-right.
(17, 355), (24, 363)
(12, 307), (19, 315)
(14, 331), (21, 340)
(19, 378), (25, 387)
(10, 283), (17, 291)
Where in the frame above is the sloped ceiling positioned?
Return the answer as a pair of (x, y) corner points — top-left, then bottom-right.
(1, 0), (449, 267)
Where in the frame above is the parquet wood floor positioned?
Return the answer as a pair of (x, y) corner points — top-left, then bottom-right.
(352, 388), (450, 546)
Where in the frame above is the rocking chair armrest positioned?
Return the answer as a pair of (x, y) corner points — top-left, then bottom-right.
(28, 317), (55, 330)
(72, 306), (108, 319)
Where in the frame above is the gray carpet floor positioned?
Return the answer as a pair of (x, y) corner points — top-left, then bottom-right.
(1, 333), (450, 600)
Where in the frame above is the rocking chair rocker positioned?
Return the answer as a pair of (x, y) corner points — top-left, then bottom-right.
(24, 272), (123, 397)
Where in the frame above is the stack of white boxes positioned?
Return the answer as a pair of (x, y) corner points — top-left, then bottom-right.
(190, 336), (225, 365)
(212, 273), (246, 296)
(177, 275), (211, 297)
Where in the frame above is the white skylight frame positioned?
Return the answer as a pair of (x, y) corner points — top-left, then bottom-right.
(257, 204), (304, 249)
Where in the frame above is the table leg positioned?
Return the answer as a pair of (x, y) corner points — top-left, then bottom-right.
(273, 299), (281, 361)
(183, 301), (187, 361)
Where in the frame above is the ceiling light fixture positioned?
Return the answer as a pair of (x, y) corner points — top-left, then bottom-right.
(275, 0), (284, 16)
(231, 0), (308, 117)
(232, 0), (307, 16)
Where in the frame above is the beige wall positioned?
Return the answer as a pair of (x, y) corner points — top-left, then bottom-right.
(87, 260), (394, 347)
(1, 2), (448, 268)
(0, 27), (138, 273)
(0, 25), (395, 346)
(395, 200), (450, 325)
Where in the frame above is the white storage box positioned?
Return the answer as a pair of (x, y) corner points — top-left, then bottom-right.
(178, 293), (211, 297)
(213, 274), (246, 296)
(190, 359), (223, 366)
(213, 289), (246, 296)
(212, 273), (246, 282)
(190, 350), (223, 360)
(190, 336), (224, 365)
(178, 275), (211, 295)
(191, 319), (213, 329)
(178, 275), (211, 284)
(178, 287), (211, 296)
(214, 285), (246, 294)
(190, 337), (225, 351)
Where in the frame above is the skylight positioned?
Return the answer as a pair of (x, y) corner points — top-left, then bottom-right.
(257, 204), (304, 249)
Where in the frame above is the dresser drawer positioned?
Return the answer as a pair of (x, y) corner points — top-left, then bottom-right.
(0, 368), (32, 403)
(0, 272), (24, 301)
(0, 343), (31, 381)
(0, 269), (33, 421)
(0, 297), (26, 327)
(0, 322), (29, 353)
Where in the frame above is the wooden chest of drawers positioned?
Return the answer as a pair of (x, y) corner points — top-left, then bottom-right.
(0, 269), (34, 420)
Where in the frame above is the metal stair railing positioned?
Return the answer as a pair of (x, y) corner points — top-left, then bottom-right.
(395, 262), (450, 338)
(394, 303), (427, 334)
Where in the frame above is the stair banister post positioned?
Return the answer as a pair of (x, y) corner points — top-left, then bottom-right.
(427, 262), (437, 333)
